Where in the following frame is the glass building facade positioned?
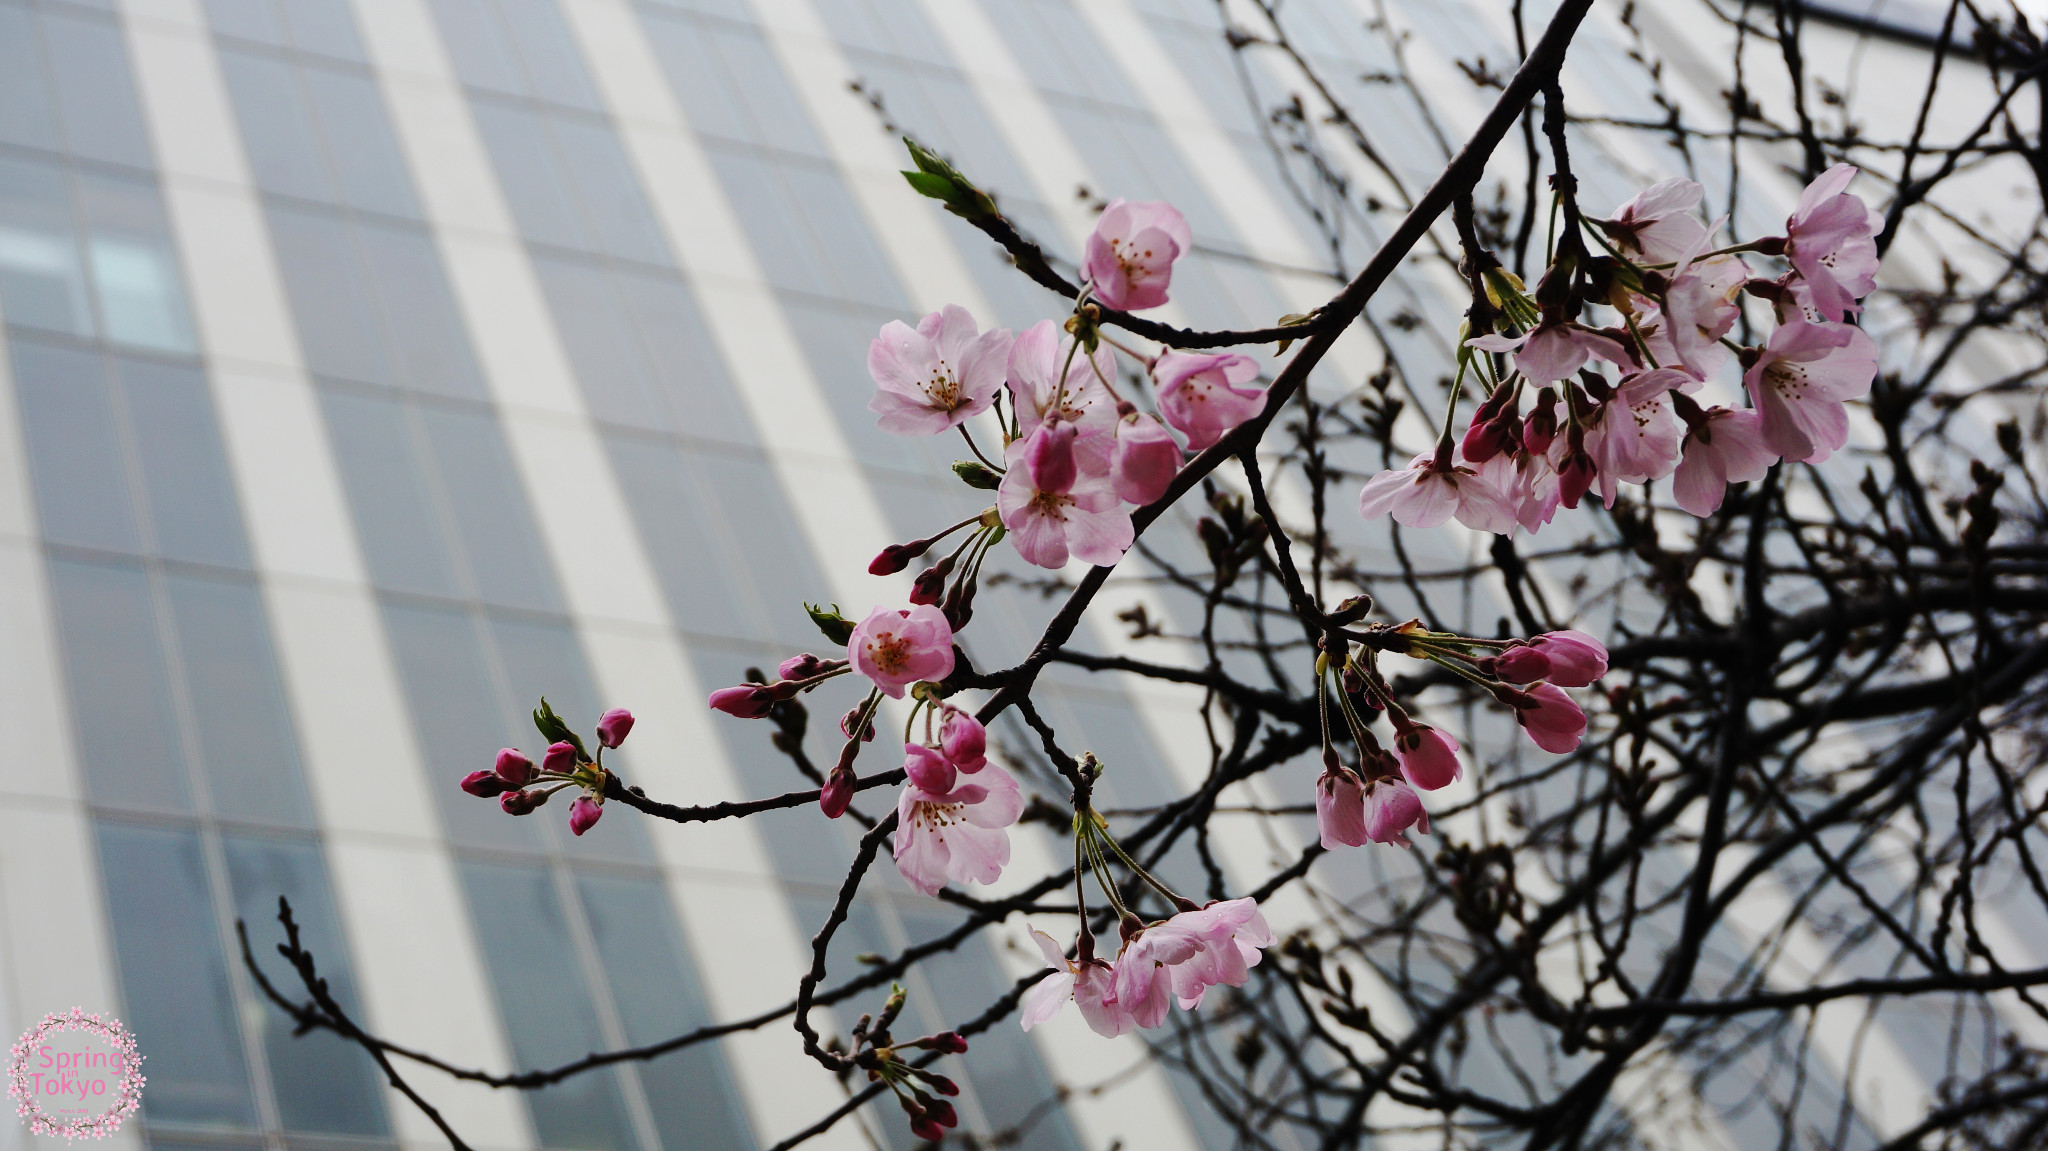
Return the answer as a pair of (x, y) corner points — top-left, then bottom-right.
(0, 1), (1991, 1149)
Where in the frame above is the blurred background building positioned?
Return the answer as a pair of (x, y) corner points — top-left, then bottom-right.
(0, 1), (2003, 1150)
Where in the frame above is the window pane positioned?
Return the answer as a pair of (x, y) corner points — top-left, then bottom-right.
(551, 117), (667, 265)
(473, 101), (589, 252)
(533, 256), (665, 430)
(353, 221), (483, 398)
(321, 390), (461, 599)
(462, 861), (641, 1151)
(602, 438), (760, 643)
(0, 156), (92, 338)
(431, 0), (526, 97)
(381, 600), (546, 851)
(118, 356), (250, 569)
(42, 12), (154, 169)
(219, 50), (332, 205)
(417, 407), (562, 612)
(48, 559), (192, 813)
(10, 338), (140, 554)
(608, 270), (753, 444)
(95, 821), (257, 1128)
(77, 172), (197, 354)
(267, 206), (390, 385)
(164, 574), (314, 828)
(280, 0), (367, 63)
(221, 835), (389, 1135)
(300, 66), (418, 218)
(202, 0), (287, 47)
(577, 874), (753, 1151)
(495, 0), (602, 110)
(0, 8), (60, 154)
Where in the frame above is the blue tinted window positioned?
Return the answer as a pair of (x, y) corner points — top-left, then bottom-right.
(265, 205), (390, 385)
(49, 559), (192, 813)
(95, 822), (257, 1128)
(462, 860), (642, 1151)
(300, 66), (419, 218)
(352, 221), (484, 398)
(222, 835), (389, 1135)
(472, 101), (589, 251)
(77, 173), (197, 354)
(41, 9), (154, 169)
(218, 50), (334, 204)
(0, 6), (60, 154)
(10, 338), (140, 554)
(165, 575), (315, 828)
(417, 407), (564, 612)
(0, 156), (92, 338)
(118, 356), (250, 569)
(322, 390), (462, 599)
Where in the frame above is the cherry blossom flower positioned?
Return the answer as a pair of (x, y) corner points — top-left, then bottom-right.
(867, 305), (1012, 435)
(1083, 199), (1191, 312)
(1316, 767), (1368, 848)
(1358, 453), (1516, 534)
(1020, 928), (1128, 1036)
(903, 744), (957, 794)
(1489, 645), (1553, 683)
(1644, 246), (1746, 380)
(1604, 177), (1710, 264)
(1007, 320), (1118, 461)
(1583, 369), (1685, 507)
(1470, 323), (1633, 386)
(892, 763), (1023, 895)
(1112, 408), (1181, 504)
(1513, 682), (1588, 753)
(1528, 631), (1609, 686)
(1673, 407), (1776, 516)
(1394, 723), (1462, 790)
(1111, 928), (1197, 1029)
(494, 748), (534, 786)
(998, 430), (1134, 569)
(708, 684), (774, 718)
(1362, 777), (1429, 848)
(1158, 898), (1275, 1010)
(595, 708), (633, 749)
(1783, 163), (1882, 322)
(568, 795), (603, 836)
(1504, 451), (1563, 534)
(460, 770), (508, 798)
(939, 708), (987, 773)
(848, 604), (955, 698)
(1744, 318), (1879, 463)
(543, 741), (577, 774)
(1153, 351), (1265, 450)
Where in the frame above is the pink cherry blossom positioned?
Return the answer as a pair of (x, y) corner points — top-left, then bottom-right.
(1362, 777), (1429, 848)
(848, 604), (955, 699)
(1394, 723), (1462, 790)
(1359, 453), (1516, 534)
(1605, 177), (1710, 264)
(1529, 630), (1608, 686)
(1316, 768), (1368, 849)
(1112, 409), (1181, 504)
(939, 708), (987, 773)
(1158, 898), (1274, 1010)
(568, 795), (603, 836)
(708, 684), (773, 718)
(543, 740), (577, 774)
(1513, 682), (1588, 753)
(495, 748), (534, 786)
(461, 770), (509, 798)
(1783, 163), (1882, 322)
(1019, 928), (1129, 1037)
(1153, 351), (1265, 450)
(1673, 408), (1777, 516)
(1744, 318), (1878, 463)
(1583, 369), (1685, 507)
(891, 762), (1023, 896)
(1021, 420), (1080, 493)
(596, 708), (633, 749)
(1644, 248), (1747, 380)
(1470, 323), (1633, 385)
(1007, 320), (1118, 460)
(1491, 646), (1553, 683)
(1503, 452), (1563, 534)
(1083, 199), (1191, 312)
(903, 744), (957, 794)
(998, 434), (1134, 569)
(1111, 928), (1198, 1029)
(867, 305), (1013, 435)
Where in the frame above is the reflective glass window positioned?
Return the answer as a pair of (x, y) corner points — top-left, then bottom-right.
(77, 173), (197, 354)
(266, 205), (390, 384)
(321, 389), (462, 600)
(352, 221), (484, 398)
(118, 356), (249, 569)
(10, 338), (139, 554)
(41, 9), (154, 170)
(0, 156), (92, 338)
(417, 406), (563, 613)
(165, 575), (314, 828)
(49, 558), (191, 813)
(0, 6), (61, 154)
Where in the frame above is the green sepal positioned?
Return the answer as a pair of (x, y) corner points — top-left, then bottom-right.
(952, 460), (1001, 490)
(532, 697), (590, 762)
(806, 602), (856, 646)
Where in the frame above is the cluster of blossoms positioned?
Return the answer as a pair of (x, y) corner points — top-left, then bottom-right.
(867, 199), (1272, 572)
(831, 984), (973, 1141)
(457, 701), (633, 837)
(1309, 616), (1609, 852)
(1361, 164), (1881, 531)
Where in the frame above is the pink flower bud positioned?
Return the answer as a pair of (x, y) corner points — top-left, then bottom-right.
(926, 1099), (959, 1129)
(819, 769), (855, 818)
(1021, 421), (1078, 493)
(1316, 767), (1367, 849)
(909, 563), (947, 605)
(940, 709), (987, 773)
(460, 770), (509, 798)
(1489, 646), (1553, 683)
(869, 540), (929, 576)
(543, 740), (578, 774)
(929, 1031), (968, 1054)
(568, 795), (603, 836)
(499, 789), (539, 816)
(779, 653), (825, 680)
(709, 685), (773, 718)
(840, 704), (875, 742)
(1523, 388), (1559, 454)
(596, 708), (634, 748)
(1393, 724), (1462, 791)
(1557, 447), (1597, 510)
(910, 1116), (945, 1141)
(1459, 386), (1518, 464)
(927, 1073), (961, 1095)
(1515, 682), (1588, 753)
(1530, 630), (1609, 686)
(1112, 411), (1181, 505)
(494, 748), (534, 786)
(1362, 778), (1429, 848)
(904, 744), (957, 794)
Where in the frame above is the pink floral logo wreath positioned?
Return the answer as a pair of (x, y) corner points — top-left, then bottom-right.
(7, 1007), (144, 1140)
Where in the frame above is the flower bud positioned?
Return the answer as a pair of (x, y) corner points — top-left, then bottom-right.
(939, 709), (986, 773)
(840, 704), (875, 742)
(819, 769), (855, 819)
(1487, 646), (1553, 683)
(910, 1115), (945, 1141)
(925, 1099), (958, 1129)
(568, 795), (603, 836)
(929, 1031), (968, 1054)
(909, 554), (955, 606)
(709, 685), (774, 718)
(543, 740), (579, 774)
(1523, 388), (1559, 454)
(461, 770), (509, 798)
(1021, 421), (1078, 493)
(596, 707), (634, 748)
(1111, 411), (1181, 505)
(951, 460), (1002, 490)
(903, 745), (956, 794)
(868, 540), (929, 576)
(499, 789), (539, 816)
(495, 748), (535, 786)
